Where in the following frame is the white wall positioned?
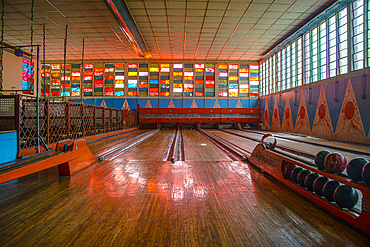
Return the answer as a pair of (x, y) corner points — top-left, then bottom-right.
(2, 49), (38, 96)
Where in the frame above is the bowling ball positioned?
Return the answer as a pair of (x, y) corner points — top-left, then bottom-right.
(362, 162), (370, 186)
(313, 177), (329, 196)
(305, 173), (320, 191)
(323, 180), (341, 202)
(334, 185), (359, 209)
(315, 150), (331, 170)
(297, 170), (311, 187)
(347, 157), (369, 182)
(291, 167), (304, 184)
(284, 164), (296, 180)
(324, 153), (347, 174)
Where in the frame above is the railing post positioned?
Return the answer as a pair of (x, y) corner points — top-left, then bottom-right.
(81, 103), (85, 137)
(15, 95), (20, 158)
(45, 99), (49, 144)
(110, 108), (112, 131)
(93, 105), (96, 135)
(66, 102), (70, 139)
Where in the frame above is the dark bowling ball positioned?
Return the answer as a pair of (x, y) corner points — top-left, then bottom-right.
(315, 150), (331, 170)
(297, 170), (312, 187)
(313, 177), (329, 196)
(334, 185), (359, 209)
(362, 162), (370, 186)
(284, 164), (296, 180)
(347, 157), (369, 182)
(291, 167), (304, 184)
(305, 173), (320, 191)
(323, 180), (341, 202)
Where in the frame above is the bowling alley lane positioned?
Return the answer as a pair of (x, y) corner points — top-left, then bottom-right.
(0, 159), (368, 246)
(87, 129), (152, 154)
(206, 129), (259, 154)
(226, 129), (370, 161)
(113, 129), (175, 161)
(182, 129), (232, 161)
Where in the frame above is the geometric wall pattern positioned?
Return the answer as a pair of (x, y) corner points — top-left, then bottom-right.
(261, 75), (370, 144)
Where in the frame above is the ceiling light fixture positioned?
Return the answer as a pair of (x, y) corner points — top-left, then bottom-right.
(104, 0), (151, 59)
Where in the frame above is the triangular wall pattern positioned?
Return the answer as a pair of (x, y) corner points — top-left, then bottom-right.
(311, 86), (335, 139)
(213, 100), (220, 108)
(281, 96), (294, 133)
(190, 100), (198, 108)
(295, 93), (311, 136)
(367, 130), (370, 144)
(271, 97), (281, 131)
(263, 101), (270, 129)
(168, 99), (175, 108)
(236, 100), (242, 108)
(145, 99), (152, 108)
(101, 99), (106, 107)
(122, 99), (130, 110)
(334, 80), (367, 143)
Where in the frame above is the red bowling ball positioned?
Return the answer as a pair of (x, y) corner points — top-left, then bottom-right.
(324, 153), (347, 174)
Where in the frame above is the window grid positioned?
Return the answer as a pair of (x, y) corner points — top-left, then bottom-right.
(338, 7), (348, 74)
(297, 38), (303, 87)
(353, 0), (365, 70)
(304, 33), (311, 84)
(328, 15), (337, 77)
(319, 21), (327, 80)
(260, 0), (370, 97)
(272, 55), (276, 93)
(291, 42), (297, 88)
(311, 27), (319, 83)
(367, 0), (370, 66)
(282, 49), (286, 91)
(276, 52), (281, 91)
(286, 46), (291, 89)
(269, 57), (274, 94)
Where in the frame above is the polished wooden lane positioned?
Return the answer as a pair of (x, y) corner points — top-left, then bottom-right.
(113, 129), (175, 161)
(207, 129), (258, 153)
(87, 129), (152, 154)
(0, 159), (368, 246)
(227, 129), (370, 161)
(251, 129), (370, 153)
(182, 129), (232, 161)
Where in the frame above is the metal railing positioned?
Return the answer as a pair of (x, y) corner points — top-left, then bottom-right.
(0, 95), (137, 152)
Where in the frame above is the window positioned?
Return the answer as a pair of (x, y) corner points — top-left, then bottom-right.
(319, 21), (327, 80)
(272, 55), (276, 93)
(311, 27), (319, 82)
(353, 0), (364, 70)
(276, 51), (281, 91)
(282, 48), (286, 90)
(338, 7), (348, 74)
(291, 41), (297, 88)
(304, 33), (311, 84)
(297, 37), (303, 86)
(286, 46), (291, 89)
(328, 15), (337, 77)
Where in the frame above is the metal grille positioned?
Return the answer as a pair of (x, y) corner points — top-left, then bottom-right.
(1, 95), (137, 150)
(0, 98), (15, 117)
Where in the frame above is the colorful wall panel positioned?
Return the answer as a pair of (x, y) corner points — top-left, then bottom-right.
(261, 74), (370, 144)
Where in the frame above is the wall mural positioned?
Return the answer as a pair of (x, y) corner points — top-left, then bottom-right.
(80, 98), (259, 111)
(261, 74), (370, 144)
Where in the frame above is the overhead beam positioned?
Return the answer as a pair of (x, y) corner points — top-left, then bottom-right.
(104, 0), (151, 58)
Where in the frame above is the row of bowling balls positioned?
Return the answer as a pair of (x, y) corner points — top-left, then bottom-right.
(284, 165), (358, 209)
(314, 150), (370, 185)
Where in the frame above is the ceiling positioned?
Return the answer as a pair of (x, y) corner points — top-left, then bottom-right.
(2, 0), (336, 61)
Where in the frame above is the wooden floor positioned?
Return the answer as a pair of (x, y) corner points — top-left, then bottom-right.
(182, 129), (232, 161)
(0, 130), (369, 246)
